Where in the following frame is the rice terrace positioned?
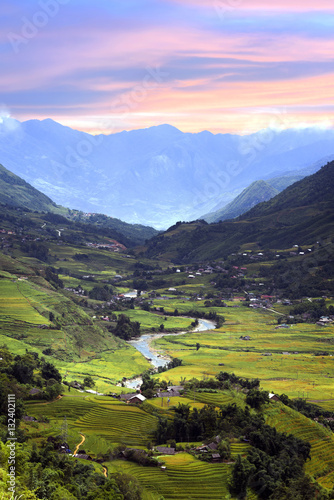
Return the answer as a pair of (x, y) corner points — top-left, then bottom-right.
(1, 193), (334, 499)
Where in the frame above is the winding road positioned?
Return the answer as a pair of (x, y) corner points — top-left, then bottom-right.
(73, 433), (85, 455)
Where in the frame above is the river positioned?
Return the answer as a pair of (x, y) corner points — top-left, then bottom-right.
(125, 317), (216, 389)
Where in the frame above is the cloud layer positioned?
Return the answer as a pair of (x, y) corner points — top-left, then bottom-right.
(1, 0), (333, 133)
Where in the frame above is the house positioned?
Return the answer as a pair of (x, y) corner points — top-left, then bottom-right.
(319, 317), (331, 323)
(212, 453), (221, 462)
(269, 393), (280, 402)
(23, 416), (37, 422)
(207, 442), (218, 450)
(75, 454), (92, 460)
(156, 447), (175, 455)
(119, 393), (138, 401)
(129, 394), (146, 404)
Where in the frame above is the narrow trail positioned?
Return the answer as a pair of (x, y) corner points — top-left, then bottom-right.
(102, 466), (108, 477)
(73, 433), (85, 455)
(267, 308), (285, 316)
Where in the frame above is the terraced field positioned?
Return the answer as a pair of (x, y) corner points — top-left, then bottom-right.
(191, 390), (237, 407)
(148, 396), (205, 411)
(26, 395), (158, 452)
(308, 400), (334, 412)
(265, 403), (334, 489)
(230, 442), (251, 458)
(0, 278), (50, 324)
(73, 403), (158, 447)
(108, 452), (235, 499)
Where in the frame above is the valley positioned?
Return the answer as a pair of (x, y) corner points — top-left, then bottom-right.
(0, 159), (334, 499)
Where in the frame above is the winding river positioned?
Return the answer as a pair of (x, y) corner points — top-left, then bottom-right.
(125, 318), (216, 389)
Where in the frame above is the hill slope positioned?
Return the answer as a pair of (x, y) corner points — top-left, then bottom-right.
(204, 180), (279, 223)
(0, 163), (158, 245)
(145, 160), (334, 261)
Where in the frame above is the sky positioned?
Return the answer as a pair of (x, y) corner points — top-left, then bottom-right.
(1, 0), (334, 135)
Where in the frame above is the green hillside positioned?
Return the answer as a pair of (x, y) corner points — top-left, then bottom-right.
(0, 163), (65, 213)
(146, 161), (334, 262)
(204, 180), (279, 223)
(0, 163), (158, 245)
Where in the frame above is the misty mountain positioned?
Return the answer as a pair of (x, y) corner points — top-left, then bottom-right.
(0, 117), (333, 228)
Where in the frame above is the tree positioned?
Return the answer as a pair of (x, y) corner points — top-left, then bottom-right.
(230, 455), (256, 499)
(218, 439), (231, 460)
(83, 376), (95, 389)
(245, 389), (269, 409)
(41, 362), (62, 383)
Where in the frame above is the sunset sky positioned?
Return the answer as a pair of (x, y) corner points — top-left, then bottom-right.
(1, 0), (334, 134)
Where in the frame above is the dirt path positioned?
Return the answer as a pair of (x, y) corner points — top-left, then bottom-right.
(102, 466), (108, 477)
(73, 433), (85, 455)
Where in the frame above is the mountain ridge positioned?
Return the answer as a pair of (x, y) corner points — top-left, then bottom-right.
(1, 118), (334, 228)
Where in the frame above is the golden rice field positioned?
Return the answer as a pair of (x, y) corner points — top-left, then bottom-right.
(152, 304), (334, 399)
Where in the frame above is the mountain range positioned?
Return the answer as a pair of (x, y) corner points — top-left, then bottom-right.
(1, 117), (334, 228)
(145, 160), (334, 262)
